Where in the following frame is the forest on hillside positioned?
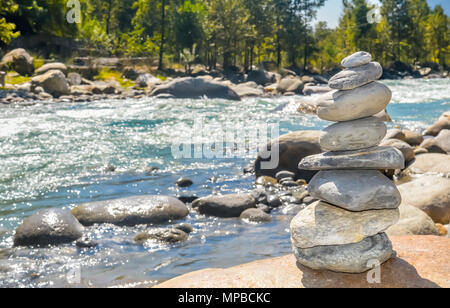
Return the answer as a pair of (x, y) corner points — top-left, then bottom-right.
(0, 0), (448, 73)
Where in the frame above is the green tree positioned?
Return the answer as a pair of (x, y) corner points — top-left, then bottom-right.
(0, 0), (20, 44)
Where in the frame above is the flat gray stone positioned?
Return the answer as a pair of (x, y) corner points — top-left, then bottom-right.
(299, 146), (405, 170)
(320, 117), (387, 151)
(293, 233), (394, 273)
(341, 51), (372, 68)
(290, 201), (399, 248)
(192, 194), (256, 218)
(14, 209), (84, 247)
(329, 62), (382, 90)
(317, 81), (392, 122)
(308, 170), (402, 211)
(72, 195), (189, 226)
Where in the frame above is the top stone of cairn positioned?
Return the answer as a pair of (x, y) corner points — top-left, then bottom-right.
(341, 51), (372, 68)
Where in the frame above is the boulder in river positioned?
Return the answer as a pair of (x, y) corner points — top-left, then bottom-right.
(134, 228), (189, 244)
(71, 195), (189, 226)
(246, 69), (276, 85)
(31, 70), (70, 97)
(424, 112), (450, 136)
(254, 130), (322, 182)
(151, 77), (240, 100)
(14, 209), (84, 247)
(192, 194), (256, 218)
(0, 48), (34, 76)
(240, 208), (272, 223)
(277, 76), (304, 94)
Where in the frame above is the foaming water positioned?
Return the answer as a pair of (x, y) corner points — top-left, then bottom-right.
(0, 78), (448, 287)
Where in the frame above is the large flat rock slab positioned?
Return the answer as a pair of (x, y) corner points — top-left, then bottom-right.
(154, 236), (450, 288)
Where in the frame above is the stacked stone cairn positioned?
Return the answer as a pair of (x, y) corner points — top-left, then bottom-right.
(290, 51), (405, 273)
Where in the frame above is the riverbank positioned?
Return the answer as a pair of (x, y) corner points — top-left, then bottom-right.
(1, 49), (449, 105)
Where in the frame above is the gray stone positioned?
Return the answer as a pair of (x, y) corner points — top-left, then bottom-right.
(419, 138), (447, 154)
(151, 77), (240, 100)
(299, 146), (405, 170)
(192, 194), (256, 218)
(254, 130), (322, 182)
(71, 195), (189, 226)
(134, 228), (188, 244)
(67, 72), (82, 86)
(329, 62), (382, 90)
(403, 153), (450, 176)
(232, 84), (264, 97)
(277, 76), (304, 94)
(31, 70), (70, 97)
(320, 117), (387, 151)
(308, 170), (401, 211)
(240, 208), (272, 223)
(174, 223), (194, 234)
(35, 62), (67, 76)
(317, 81), (392, 122)
(14, 209), (84, 247)
(0, 49), (34, 76)
(275, 170), (296, 182)
(341, 51), (372, 68)
(290, 201), (399, 248)
(175, 177), (193, 187)
(293, 233), (394, 274)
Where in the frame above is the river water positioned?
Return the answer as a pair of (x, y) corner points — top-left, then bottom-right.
(0, 78), (448, 287)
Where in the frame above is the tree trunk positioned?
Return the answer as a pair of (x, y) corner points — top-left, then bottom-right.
(158, 0), (166, 70)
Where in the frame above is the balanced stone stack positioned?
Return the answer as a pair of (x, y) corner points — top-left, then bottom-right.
(290, 51), (404, 273)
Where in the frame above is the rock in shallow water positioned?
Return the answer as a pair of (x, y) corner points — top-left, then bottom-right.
(290, 201), (399, 249)
(341, 51), (372, 68)
(192, 194), (256, 218)
(329, 62), (382, 90)
(71, 195), (189, 226)
(299, 146), (405, 170)
(320, 117), (387, 151)
(308, 170), (401, 211)
(240, 208), (272, 223)
(14, 209), (84, 247)
(293, 233), (394, 274)
(134, 228), (188, 244)
(317, 81), (392, 122)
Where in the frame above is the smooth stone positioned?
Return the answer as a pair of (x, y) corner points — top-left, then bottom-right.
(329, 62), (382, 90)
(387, 205), (439, 236)
(255, 176), (278, 186)
(256, 203), (272, 214)
(175, 177), (193, 187)
(402, 129), (424, 146)
(14, 209), (84, 247)
(398, 176), (450, 225)
(275, 170), (296, 182)
(192, 194), (256, 218)
(134, 228), (188, 244)
(267, 195), (282, 208)
(71, 195), (189, 226)
(380, 139), (415, 162)
(317, 81), (392, 122)
(419, 138), (447, 154)
(240, 208), (272, 223)
(424, 112), (450, 136)
(298, 146), (405, 170)
(341, 51), (372, 68)
(250, 189), (269, 205)
(320, 117), (387, 151)
(290, 201), (399, 249)
(384, 128), (406, 141)
(254, 130), (322, 182)
(435, 129), (450, 153)
(403, 153), (450, 176)
(293, 233), (394, 274)
(174, 223), (194, 234)
(308, 170), (401, 211)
